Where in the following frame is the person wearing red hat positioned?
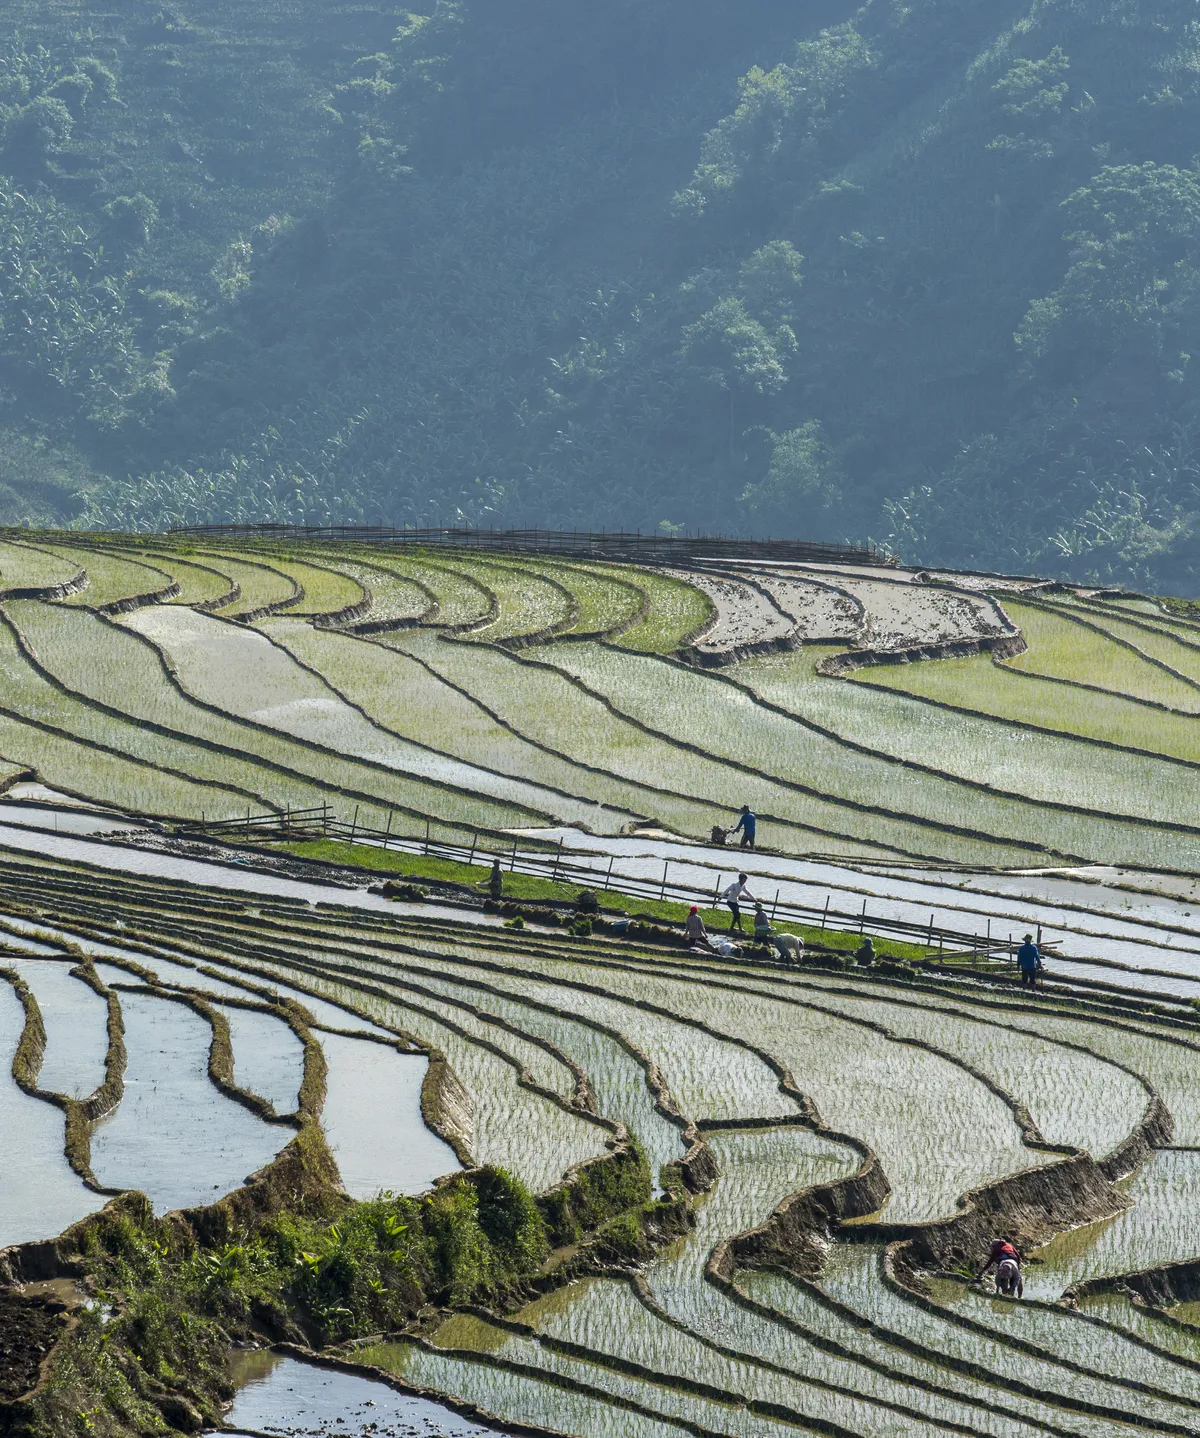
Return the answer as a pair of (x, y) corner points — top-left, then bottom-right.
(685, 905), (713, 950)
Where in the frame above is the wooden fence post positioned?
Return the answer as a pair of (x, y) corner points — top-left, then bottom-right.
(772, 887), (780, 920)
(660, 860), (669, 901)
(384, 811), (393, 850)
(350, 805), (359, 840)
(859, 898), (867, 934)
(424, 817), (430, 855)
(822, 895), (830, 932)
(468, 829), (478, 868)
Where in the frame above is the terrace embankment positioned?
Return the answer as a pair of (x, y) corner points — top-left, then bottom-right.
(709, 1075), (1172, 1302)
(0, 1097), (681, 1438)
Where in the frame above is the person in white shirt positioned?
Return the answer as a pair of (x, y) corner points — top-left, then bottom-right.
(722, 873), (755, 932)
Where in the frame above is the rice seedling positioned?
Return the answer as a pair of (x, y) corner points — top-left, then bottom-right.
(435, 555), (573, 642)
(755, 983), (1148, 1159)
(319, 1031), (461, 1197)
(8, 600), (475, 830)
(44, 543), (174, 609)
(613, 568), (714, 653)
(985, 1006), (1200, 1145)
(1080, 1293), (1200, 1366)
(739, 646), (1200, 832)
(188, 547), (301, 616)
(521, 1274), (1000, 1438)
(246, 963), (608, 1192)
(256, 556), (366, 619)
(262, 621), (667, 819)
(363, 1339), (703, 1438)
(314, 953), (581, 1100)
(861, 641), (1200, 766)
(1022, 1150), (1200, 1301)
(111, 548), (235, 608)
(523, 558), (646, 635)
(555, 640), (1200, 872)
(0, 707), (253, 819)
(448, 958), (791, 1124)
(734, 1265), (1122, 1437)
(947, 1283), (1200, 1404)
(315, 556), (433, 625)
(399, 633), (1034, 865)
(256, 619), (638, 832)
(0, 977), (100, 1246)
(649, 1127), (856, 1320)
(1002, 601), (1200, 710)
(0, 540), (82, 593)
(109, 606), (548, 830)
(356, 550), (493, 627)
(1050, 594), (1200, 675)
(757, 1249), (1175, 1436)
(88, 989), (288, 1212)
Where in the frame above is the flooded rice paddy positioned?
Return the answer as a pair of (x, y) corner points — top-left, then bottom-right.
(7, 827), (1200, 1435)
(319, 1032), (460, 1197)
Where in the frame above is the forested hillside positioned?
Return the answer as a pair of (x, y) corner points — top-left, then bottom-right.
(3, 0), (1200, 587)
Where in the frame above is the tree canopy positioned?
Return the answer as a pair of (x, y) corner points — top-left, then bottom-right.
(2, 0), (1200, 586)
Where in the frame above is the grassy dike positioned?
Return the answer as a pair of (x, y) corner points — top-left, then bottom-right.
(273, 838), (932, 964)
(15, 1117), (679, 1438)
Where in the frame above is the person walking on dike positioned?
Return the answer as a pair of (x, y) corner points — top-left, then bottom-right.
(686, 905), (714, 951)
(723, 873), (756, 932)
(1017, 933), (1043, 989)
(732, 805), (757, 850)
(979, 1236), (1024, 1298)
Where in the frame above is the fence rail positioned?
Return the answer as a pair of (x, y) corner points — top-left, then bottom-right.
(174, 807), (1047, 963)
(165, 523), (891, 568)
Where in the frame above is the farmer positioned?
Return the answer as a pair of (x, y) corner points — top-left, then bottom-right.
(731, 805), (757, 850)
(722, 873), (756, 932)
(979, 1236), (1024, 1298)
(685, 905), (713, 950)
(855, 936), (877, 966)
(772, 932), (804, 963)
(753, 902), (772, 942)
(1017, 933), (1043, 990)
(488, 858), (504, 902)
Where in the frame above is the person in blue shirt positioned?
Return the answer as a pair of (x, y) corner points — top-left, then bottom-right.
(732, 805), (757, 849)
(1017, 933), (1043, 989)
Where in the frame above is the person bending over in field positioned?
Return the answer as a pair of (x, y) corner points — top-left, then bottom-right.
(685, 905), (714, 951)
(722, 873), (756, 932)
(979, 1237), (1024, 1298)
(731, 805), (757, 849)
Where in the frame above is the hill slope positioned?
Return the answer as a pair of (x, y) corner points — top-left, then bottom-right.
(2, 1), (1200, 588)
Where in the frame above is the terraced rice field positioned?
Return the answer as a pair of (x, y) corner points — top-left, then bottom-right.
(4, 833), (1200, 1437)
(9, 533), (1200, 1436)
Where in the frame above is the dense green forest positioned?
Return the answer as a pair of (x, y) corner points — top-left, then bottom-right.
(2, 0), (1200, 586)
